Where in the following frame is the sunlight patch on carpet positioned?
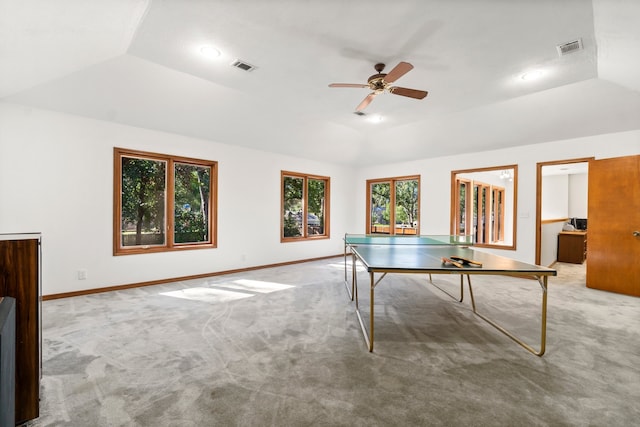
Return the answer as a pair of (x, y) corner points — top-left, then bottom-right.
(159, 279), (295, 303)
(160, 287), (253, 303)
(221, 279), (295, 293)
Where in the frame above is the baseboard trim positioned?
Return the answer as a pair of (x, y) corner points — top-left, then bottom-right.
(43, 254), (343, 300)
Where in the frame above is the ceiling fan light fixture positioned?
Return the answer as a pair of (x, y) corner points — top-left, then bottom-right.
(367, 114), (383, 123)
(521, 69), (544, 81)
(199, 45), (221, 59)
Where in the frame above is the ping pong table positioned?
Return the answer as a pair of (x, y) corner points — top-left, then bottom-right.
(343, 233), (557, 356)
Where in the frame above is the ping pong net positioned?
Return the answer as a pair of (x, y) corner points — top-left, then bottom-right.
(344, 233), (474, 247)
(343, 233), (475, 301)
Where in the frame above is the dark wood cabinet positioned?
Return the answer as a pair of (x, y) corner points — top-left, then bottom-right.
(558, 231), (587, 264)
(0, 234), (41, 425)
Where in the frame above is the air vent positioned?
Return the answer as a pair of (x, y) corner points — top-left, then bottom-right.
(556, 38), (583, 56)
(231, 59), (256, 72)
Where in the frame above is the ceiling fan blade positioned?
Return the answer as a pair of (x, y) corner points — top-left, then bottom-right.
(356, 93), (377, 111)
(383, 62), (413, 83)
(389, 86), (428, 99)
(329, 83), (368, 88)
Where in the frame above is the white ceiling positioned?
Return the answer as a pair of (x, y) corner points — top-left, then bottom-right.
(1, 0), (639, 165)
(542, 162), (589, 176)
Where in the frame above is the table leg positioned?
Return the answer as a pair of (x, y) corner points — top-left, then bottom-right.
(369, 271), (374, 352)
(467, 275), (548, 356)
(429, 273), (466, 302)
(354, 272), (370, 351)
(343, 241), (354, 300)
(354, 270), (386, 352)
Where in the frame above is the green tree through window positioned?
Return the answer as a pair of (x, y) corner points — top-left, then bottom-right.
(121, 157), (166, 246)
(174, 163), (211, 243)
(395, 180), (418, 227)
(283, 176), (304, 237)
(367, 176), (420, 235)
(281, 171), (330, 241)
(370, 182), (391, 233)
(114, 148), (217, 255)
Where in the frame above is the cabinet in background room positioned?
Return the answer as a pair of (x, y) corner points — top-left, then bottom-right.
(558, 231), (587, 264)
(0, 233), (41, 425)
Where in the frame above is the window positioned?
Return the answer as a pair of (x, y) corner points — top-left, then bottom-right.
(367, 176), (420, 235)
(114, 148), (217, 255)
(451, 165), (516, 249)
(281, 171), (330, 241)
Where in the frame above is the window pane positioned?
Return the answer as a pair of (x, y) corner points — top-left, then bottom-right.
(458, 182), (467, 235)
(307, 179), (325, 236)
(473, 185), (480, 243)
(371, 182), (391, 234)
(394, 179), (418, 235)
(494, 189), (504, 242)
(283, 176), (304, 238)
(174, 163), (211, 244)
(481, 186), (488, 243)
(121, 157), (166, 247)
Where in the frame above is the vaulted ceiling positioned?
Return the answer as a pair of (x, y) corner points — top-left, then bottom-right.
(1, 0), (639, 165)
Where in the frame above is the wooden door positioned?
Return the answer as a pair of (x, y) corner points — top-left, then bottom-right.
(586, 155), (640, 296)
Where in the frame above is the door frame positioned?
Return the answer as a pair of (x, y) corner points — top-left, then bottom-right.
(535, 157), (594, 265)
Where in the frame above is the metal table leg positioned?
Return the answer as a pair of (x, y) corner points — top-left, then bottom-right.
(467, 275), (548, 356)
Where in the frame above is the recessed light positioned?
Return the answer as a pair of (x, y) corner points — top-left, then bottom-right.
(521, 69), (544, 81)
(199, 45), (221, 59)
(367, 114), (383, 123)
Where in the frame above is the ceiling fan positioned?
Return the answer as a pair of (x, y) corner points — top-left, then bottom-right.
(329, 62), (428, 112)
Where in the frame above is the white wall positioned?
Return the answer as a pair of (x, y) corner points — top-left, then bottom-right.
(541, 172), (588, 220)
(0, 102), (356, 295)
(568, 173), (588, 218)
(541, 222), (565, 267)
(1, 101), (639, 294)
(541, 174), (569, 266)
(542, 175), (569, 219)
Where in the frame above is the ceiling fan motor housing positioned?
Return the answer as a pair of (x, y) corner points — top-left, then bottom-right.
(368, 74), (387, 91)
(368, 63), (388, 91)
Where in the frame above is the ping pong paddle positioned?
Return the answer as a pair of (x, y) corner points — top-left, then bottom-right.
(441, 257), (463, 268)
(449, 256), (483, 267)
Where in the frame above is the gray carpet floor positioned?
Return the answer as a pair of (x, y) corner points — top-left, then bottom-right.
(31, 258), (640, 426)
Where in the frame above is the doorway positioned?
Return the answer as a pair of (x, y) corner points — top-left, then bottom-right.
(535, 158), (593, 267)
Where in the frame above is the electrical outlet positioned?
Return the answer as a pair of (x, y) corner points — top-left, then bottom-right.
(77, 269), (87, 280)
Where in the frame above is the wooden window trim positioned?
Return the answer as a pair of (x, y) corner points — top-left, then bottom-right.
(281, 170), (330, 242)
(366, 175), (420, 235)
(113, 147), (217, 255)
(450, 165), (516, 249)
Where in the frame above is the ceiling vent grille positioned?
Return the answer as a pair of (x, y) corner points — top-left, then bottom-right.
(556, 38), (583, 56)
(231, 59), (256, 72)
